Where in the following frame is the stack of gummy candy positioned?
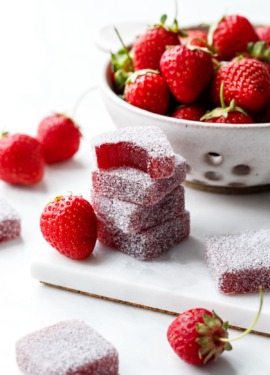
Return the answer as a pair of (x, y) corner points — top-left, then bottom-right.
(91, 126), (190, 261)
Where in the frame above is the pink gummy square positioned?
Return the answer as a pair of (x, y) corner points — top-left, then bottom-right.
(0, 199), (20, 242)
(16, 320), (119, 375)
(91, 154), (186, 206)
(205, 229), (270, 295)
(91, 126), (175, 179)
(92, 186), (185, 233)
(97, 211), (190, 260)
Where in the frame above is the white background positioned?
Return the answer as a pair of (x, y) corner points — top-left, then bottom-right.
(0, 1), (270, 374)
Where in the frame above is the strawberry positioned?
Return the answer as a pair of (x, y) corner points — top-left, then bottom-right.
(160, 45), (214, 103)
(202, 82), (254, 124)
(40, 195), (97, 260)
(167, 308), (231, 365)
(37, 114), (81, 164)
(179, 29), (208, 48)
(132, 15), (181, 71)
(171, 103), (206, 121)
(256, 26), (270, 46)
(208, 15), (259, 61)
(211, 57), (270, 114)
(167, 289), (263, 366)
(124, 69), (170, 115)
(0, 133), (44, 185)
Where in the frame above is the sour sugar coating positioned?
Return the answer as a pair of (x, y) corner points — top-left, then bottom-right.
(91, 126), (175, 179)
(97, 211), (190, 261)
(0, 199), (20, 242)
(92, 154), (186, 206)
(16, 320), (119, 375)
(92, 185), (185, 233)
(205, 228), (270, 295)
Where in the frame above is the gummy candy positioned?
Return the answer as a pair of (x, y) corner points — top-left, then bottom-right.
(91, 126), (175, 179)
(16, 320), (119, 375)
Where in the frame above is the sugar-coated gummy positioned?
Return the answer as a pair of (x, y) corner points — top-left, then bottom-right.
(16, 320), (119, 375)
(91, 126), (175, 179)
(92, 186), (185, 233)
(205, 228), (270, 295)
(91, 154), (186, 206)
(97, 211), (190, 260)
(0, 199), (20, 242)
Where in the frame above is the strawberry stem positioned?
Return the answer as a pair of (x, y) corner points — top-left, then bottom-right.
(114, 27), (133, 67)
(219, 286), (264, 343)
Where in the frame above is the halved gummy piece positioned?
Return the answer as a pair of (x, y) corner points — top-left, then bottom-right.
(16, 320), (119, 375)
(91, 126), (175, 179)
(97, 211), (190, 261)
(0, 199), (20, 242)
(205, 229), (270, 295)
(92, 154), (186, 206)
(92, 185), (185, 233)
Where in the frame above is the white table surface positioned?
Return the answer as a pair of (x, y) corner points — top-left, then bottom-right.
(1, 1), (270, 374)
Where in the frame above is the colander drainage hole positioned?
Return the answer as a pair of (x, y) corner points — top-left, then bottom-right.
(204, 171), (223, 181)
(205, 152), (223, 166)
(232, 164), (251, 176)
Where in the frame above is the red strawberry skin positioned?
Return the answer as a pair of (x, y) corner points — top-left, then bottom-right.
(132, 26), (180, 71)
(124, 71), (170, 115)
(167, 308), (228, 365)
(160, 45), (214, 103)
(0, 133), (45, 185)
(180, 30), (208, 47)
(256, 26), (270, 46)
(171, 104), (206, 121)
(40, 195), (97, 260)
(212, 58), (270, 114)
(37, 114), (81, 164)
(211, 15), (259, 61)
(204, 111), (253, 124)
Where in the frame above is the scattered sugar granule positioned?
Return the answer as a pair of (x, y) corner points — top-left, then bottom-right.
(91, 154), (186, 206)
(92, 185), (185, 233)
(16, 320), (119, 375)
(98, 210), (190, 261)
(0, 199), (20, 242)
(91, 126), (175, 179)
(205, 228), (270, 295)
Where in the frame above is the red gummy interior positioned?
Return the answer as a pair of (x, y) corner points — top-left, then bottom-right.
(95, 142), (148, 172)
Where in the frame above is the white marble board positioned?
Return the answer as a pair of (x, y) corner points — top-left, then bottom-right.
(31, 186), (270, 336)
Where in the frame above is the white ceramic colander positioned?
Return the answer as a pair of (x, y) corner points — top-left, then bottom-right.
(100, 61), (270, 194)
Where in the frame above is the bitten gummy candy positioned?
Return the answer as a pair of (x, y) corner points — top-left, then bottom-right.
(92, 154), (186, 206)
(91, 126), (175, 179)
(97, 211), (190, 260)
(205, 228), (270, 294)
(16, 320), (119, 375)
(92, 186), (185, 233)
(0, 199), (20, 242)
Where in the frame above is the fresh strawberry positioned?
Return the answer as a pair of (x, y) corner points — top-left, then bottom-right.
(40, 195), (97, 260)
(160, 45), (214, 103)
(208, 15), (259, 61)
(180, 29), (208, 47)
(124, 69), (170, 115)
(132, 15), (181, 71)
(246, 41), (270, 74)
(37, 114), (81, 164)
(168, 289), (263, 366)
(256, 26), (270, 46)
(202, 82), (253, 124)
(211, 57), (270, 114)
(0, 133), (44, 185)
(167, 308), (231, 365)
(171, 103), (206, 121)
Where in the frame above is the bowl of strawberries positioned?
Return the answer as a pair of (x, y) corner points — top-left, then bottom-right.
(100, 14), (270, 193)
